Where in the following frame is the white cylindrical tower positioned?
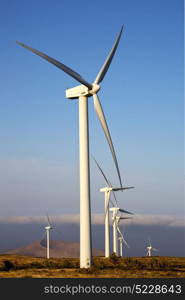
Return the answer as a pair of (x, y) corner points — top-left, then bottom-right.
(113, 211), (118, 255)
(120, 238), (123, 257)
(46, 229), (50, 259)
(105, 190), (110, 257)
(79, 96), (92, 268)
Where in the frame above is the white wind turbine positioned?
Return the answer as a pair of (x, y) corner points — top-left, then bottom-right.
(146, 237), (159, 257)
(116, 216), (131, 257)
(93, 156), (134, 257)
(41, 214), (53, 259)
(17, 27), (123, 268)
(110, 207), (133, 256)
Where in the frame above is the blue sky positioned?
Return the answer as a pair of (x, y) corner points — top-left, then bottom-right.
(0, 0), (184, 218)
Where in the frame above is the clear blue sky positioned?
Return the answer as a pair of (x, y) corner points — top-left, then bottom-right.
(0, 0), (183, 217)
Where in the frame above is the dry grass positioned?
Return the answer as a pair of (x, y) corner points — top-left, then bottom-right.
(0, 254), (184, 278)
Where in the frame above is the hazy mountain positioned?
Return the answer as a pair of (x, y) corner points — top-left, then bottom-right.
(6, 240), (104, 258)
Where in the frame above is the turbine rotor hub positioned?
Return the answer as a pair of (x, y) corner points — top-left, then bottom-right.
(90, 83), (101, 95)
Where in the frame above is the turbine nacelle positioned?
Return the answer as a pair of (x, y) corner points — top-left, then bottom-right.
(100, 187), (113, 192)
(45, 226), (52, 230)
(66, 83), (100, 99)
(100, 186), (134, 193)
(110, 207), (133, 220)
(109, 207), (120, 212)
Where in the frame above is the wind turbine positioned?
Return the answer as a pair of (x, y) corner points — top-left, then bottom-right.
(16, 27), (123, 268)
(116, 216), (131, 257)
(117, 231), (129, 257)
(41, 214), (53, 259)
(110, 207), (133, 255)
(146, 238), (159, 257)
(93, 156), (134, 257)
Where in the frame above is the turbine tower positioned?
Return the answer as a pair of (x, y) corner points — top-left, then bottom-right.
(118, 236), (124, 257)
(17, 27), (123, 268)
(93, 156), (134, 257)
(146, 238), (159, 257)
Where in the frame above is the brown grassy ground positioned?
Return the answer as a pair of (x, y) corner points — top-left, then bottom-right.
(0, 254), (184, 278)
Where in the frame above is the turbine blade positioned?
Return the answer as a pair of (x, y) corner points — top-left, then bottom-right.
(148, 237), (151, 247)
(94, 26), (123, 84)
(116, 225), (122, 236)
(110, 200), (115, 207)
(116, 224), (129, 247)
(113, 186), (134, 191)
(16, 41), (92, 89)
(120, 217), (132, 220)
(92, 155), (118, 206)
(119, 208), (133, 215)
(112, 190), (118, 207)
(40, 231), (47, 241)
(92, 157), (116, 220)
(46, 212), (55, 229)
(153, 248), (159, 252)
(93, 93), (122, 187)
(40, 231), (47, 247)
(92, 155), (111, 186)
(122, 237), (130, 248)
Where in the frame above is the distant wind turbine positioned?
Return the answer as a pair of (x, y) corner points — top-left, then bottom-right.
(17, 26), (124, 268)
(41, 214), (54, 259)
(116, 216), (131, 257)
(110, 207), (133, 256)
(92, 156), (134, 257)
(146, 237), (159, 257)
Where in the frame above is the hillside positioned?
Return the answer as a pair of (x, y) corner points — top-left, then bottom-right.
(5, 240), (104, 258)
(0, 255), (184, 278)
